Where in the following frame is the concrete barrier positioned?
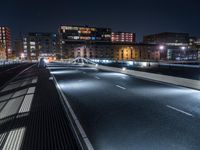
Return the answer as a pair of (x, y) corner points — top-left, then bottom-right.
(87, 64), (200, 90)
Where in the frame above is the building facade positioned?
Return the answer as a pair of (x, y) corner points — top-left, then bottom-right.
(111, 32), (136, 43)
(143, 32), (198, 60)
(58, 39), (160, 61)
(59, 25), (111, 42)
(59, 25), (144, 61)
(0, 26), (11, 59)
(21, 33), (57, 60)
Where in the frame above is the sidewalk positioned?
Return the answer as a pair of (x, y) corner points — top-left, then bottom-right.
(0, 65), (80, 150)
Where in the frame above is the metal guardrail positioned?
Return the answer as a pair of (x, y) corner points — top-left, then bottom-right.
(0, 60), (22, 67)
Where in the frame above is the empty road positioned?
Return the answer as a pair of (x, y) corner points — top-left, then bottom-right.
(48, 62), (200, 150)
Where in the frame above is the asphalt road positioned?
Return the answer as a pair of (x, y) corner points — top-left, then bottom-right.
(48, 62), (200, 150)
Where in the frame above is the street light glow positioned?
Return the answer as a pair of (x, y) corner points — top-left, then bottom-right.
(159, 45), (164, 50)
(181, 46), (186, 50)
(21, 53), (25, 58)
(122, 67), (126, 71)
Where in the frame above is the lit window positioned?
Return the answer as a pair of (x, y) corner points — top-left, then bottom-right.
(30, 42), (36, 45)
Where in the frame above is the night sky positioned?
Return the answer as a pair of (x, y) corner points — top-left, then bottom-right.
(1, 0), (200, 41)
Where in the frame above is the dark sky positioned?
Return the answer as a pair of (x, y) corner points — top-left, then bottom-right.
(0, 0), (200, 41)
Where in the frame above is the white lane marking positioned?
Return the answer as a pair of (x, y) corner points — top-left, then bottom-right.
(0, 133), (7, 146)
(166, 105), (193, 117)
(19, 94), (34, 113)
(95, 76), (100, 80)
(116, 85), (126, 90)
(27, 87), (36, 94)
(2, 128), (25, 150)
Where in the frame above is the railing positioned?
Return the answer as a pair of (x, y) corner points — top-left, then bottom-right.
(0, 60), (22, 67)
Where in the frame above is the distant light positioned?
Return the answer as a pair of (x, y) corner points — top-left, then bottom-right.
(159, 45), (164, 50)
(127, 61), (133, 66)
(21, 53), (25, 58)
(95, 64), (98, 67)
(181, 46), (186, 50)
(102, 60), (109, 63)
(122, 67), (126, 71)
(44, 58), (49, 63)
(141, 62), (147, 67)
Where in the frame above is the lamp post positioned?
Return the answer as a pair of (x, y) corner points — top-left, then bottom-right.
(180, 46), (186, 60)
(159, 45), (165, 61)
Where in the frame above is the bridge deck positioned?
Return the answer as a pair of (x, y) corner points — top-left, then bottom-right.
(0, 65), (80, 150)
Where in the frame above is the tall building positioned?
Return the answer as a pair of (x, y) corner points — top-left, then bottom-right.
(111, 32), (136, 43)
(0, 26), (11, 59)
(22, 33), (57, 60)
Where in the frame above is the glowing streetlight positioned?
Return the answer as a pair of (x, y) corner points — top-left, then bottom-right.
(159, 45), (165, 61)
(21, 53), (25, 58)
(159, 45), (165, 50)
(181, 46), (186, 50)
(122, 67), (126, 71)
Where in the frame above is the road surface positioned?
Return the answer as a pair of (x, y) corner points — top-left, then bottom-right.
(48, 62), (200, 150)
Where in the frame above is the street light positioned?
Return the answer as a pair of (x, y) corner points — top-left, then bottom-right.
(122, 67), (126, 71)
(21, 53), (25, 59)
(181, 46), (186, 50)
(159, 45), (165, 50)
(159, 45), (165, 61)
(180, 46), (186, 60)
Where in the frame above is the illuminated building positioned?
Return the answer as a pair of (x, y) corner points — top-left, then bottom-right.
(59, 25), (111, 42)
(113, 43), (160, 61)
(58, 25), (161, 61)
(22, 33), (57, 60)
(143, 32), (198, 60)
(111, 32), (136, 43)
(0, 26), (11, 59)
